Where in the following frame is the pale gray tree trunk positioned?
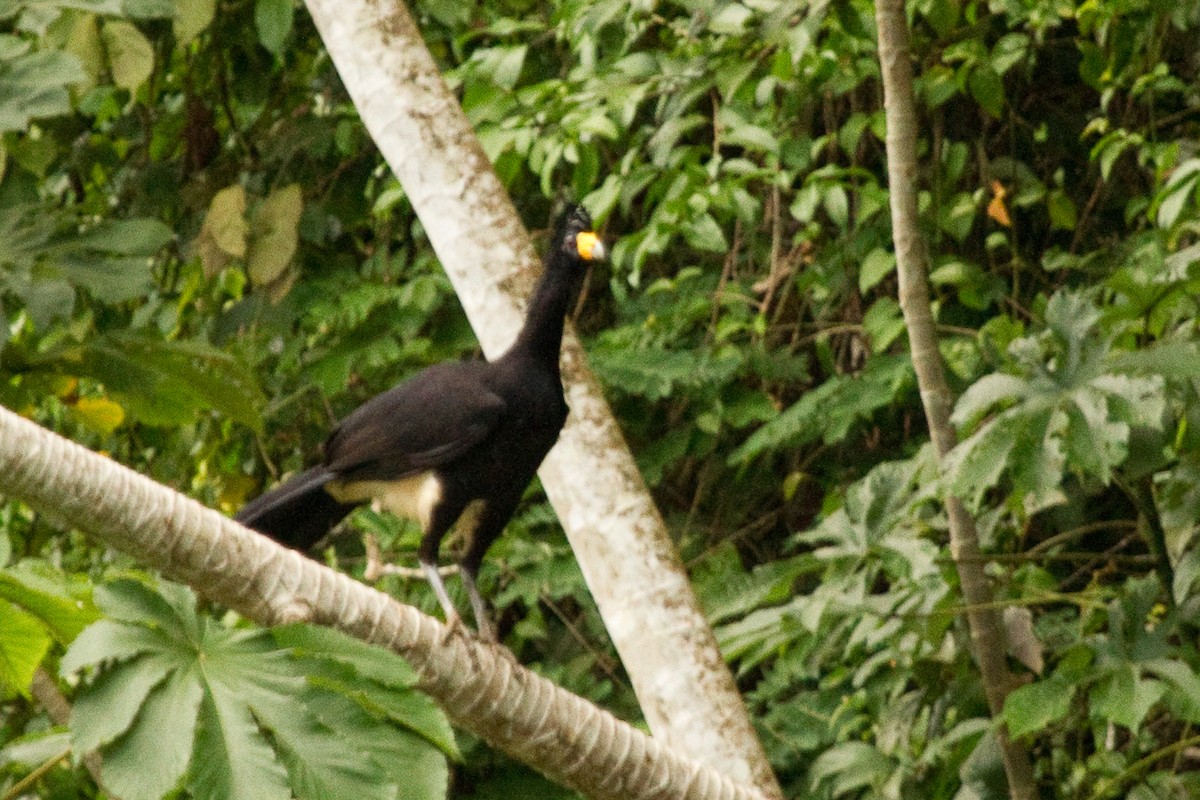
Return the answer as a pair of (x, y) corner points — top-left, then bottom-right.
(300, 0), (782, 797)
(872, 1), (1037, 798)
(0, 406), (770, 800)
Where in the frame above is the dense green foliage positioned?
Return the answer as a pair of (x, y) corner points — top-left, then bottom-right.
(2, 0), (1200, 796)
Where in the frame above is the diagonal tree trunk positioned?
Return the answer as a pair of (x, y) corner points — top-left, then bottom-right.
(300, 0), (782, 797)
(0, 405), (769, 800)
(872, 1), (1037, 798)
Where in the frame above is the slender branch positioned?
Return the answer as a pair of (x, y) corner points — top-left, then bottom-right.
(872, 0), (1037, 797)
(1089, 734), (1200, 800)
(0, 748), (70, 800)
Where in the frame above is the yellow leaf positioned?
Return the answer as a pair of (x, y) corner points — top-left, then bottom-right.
(52, 376), (79, 399)
(198, 185), (247, 276)
(247, 183), (303, 286)
(219, 473), (259, 512)
(71, 396), (125, 433)
(987, 180), (1012, 227)
(65, 13), (104, 92)
(175, 0), (216, 45)
(101, 20), (154, 94)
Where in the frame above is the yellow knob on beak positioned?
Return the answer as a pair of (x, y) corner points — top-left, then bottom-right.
(576, 231), (606, 261)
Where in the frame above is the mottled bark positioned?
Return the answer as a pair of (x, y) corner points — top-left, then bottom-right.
(300, 0), (781, 795)
(0, 406), (769, 800)
(872, 0), (1037, 798)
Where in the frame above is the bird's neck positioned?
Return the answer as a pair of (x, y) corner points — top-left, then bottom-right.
(508, 257), (578, 366)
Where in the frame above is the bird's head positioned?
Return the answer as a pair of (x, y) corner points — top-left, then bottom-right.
(557, 205), (606, 263)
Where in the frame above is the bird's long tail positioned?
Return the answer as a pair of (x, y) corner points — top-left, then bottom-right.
(234, 467), (356, 550)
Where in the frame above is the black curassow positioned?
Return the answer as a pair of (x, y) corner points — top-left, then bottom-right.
(235, 206), (605, 639)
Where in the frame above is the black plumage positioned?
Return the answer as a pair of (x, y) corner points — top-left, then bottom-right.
(236, 206), (604, 638)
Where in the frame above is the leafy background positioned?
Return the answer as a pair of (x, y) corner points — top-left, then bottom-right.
(2, 0), (1200, 797)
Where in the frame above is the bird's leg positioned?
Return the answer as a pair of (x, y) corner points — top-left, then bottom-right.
(460, 565), (496, 643)
(460, 529), (519, 663)
(460, 563), (518, 666)
(418, 519), (469, 641)
(420, 559), (464, 639)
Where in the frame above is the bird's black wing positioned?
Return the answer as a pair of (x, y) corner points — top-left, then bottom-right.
(322, 361), (506, 481)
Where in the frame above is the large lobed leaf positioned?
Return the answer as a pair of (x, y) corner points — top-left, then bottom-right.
(60, 579), (451, 800)
(946, 290), (1172, 515)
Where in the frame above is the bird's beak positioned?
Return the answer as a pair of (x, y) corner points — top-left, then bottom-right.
(576, 231), (606, 262)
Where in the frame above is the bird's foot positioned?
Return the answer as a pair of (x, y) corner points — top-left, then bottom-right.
(439, 612), (469, 647)
(485, 638), (521, 667)
(473, 614), (498, 645)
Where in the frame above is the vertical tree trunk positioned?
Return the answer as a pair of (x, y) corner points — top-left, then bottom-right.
(872, 1), (1038, 798)
(296, 0), (783, 796)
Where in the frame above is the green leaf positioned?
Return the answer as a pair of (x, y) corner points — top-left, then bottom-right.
(859, 247), (895, 292)
(1143, 659), (1200, 723)
(731, 355), (913, 463)
(682, 213), (728, 252)
(946, 404), (1059, 512)
(0, 728), (72, 768)
(64, 581), (446, 800)
(861, 297), (906, 352)
(94, 580), (196, 637)
(1047, 189), (1077, 230)
(0, 566), (98, 643)
(1063, 388), (1128, 483)
(1156, 159), (1200, 229)
(60, 619), (169, 673)
(71, 652), (173, 753)
(271, 624), (419, 689)
(718, 108), (779, 155)
(951, 373), (1028, 432)
(938, 192), (978, 242)
(254, 0), (293, 55)
(990, 32), (1029, 74)
(0, 50), (86, 131)
(190, 687), (291, 800)
(73, 218), (173, 255)
(809, 741), (894, 795)
(823, 184), (849, 228)
(592, 345), (741, 402)
(0, 599), (51, 695)
(487, 44), (527, 90)
(968, 65), (1005, 117)
(1002, 676), (1073, 738)
(274, 625), (458, 760)
(708, 2), (751, 34)
(647, 114), (706, 166)
(54, 256), (154, 302)
(101, 662), (205, 800)
(69, 332), (264, 429)
(267, 703), (394, 800)
(1110, 340), (1200, 379)
(1090, 665), (1163, 731)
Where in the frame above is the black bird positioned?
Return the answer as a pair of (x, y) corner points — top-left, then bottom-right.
(236, 206), (605, 639)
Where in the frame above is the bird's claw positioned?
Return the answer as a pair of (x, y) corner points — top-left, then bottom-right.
(439, 612), (468, 646)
